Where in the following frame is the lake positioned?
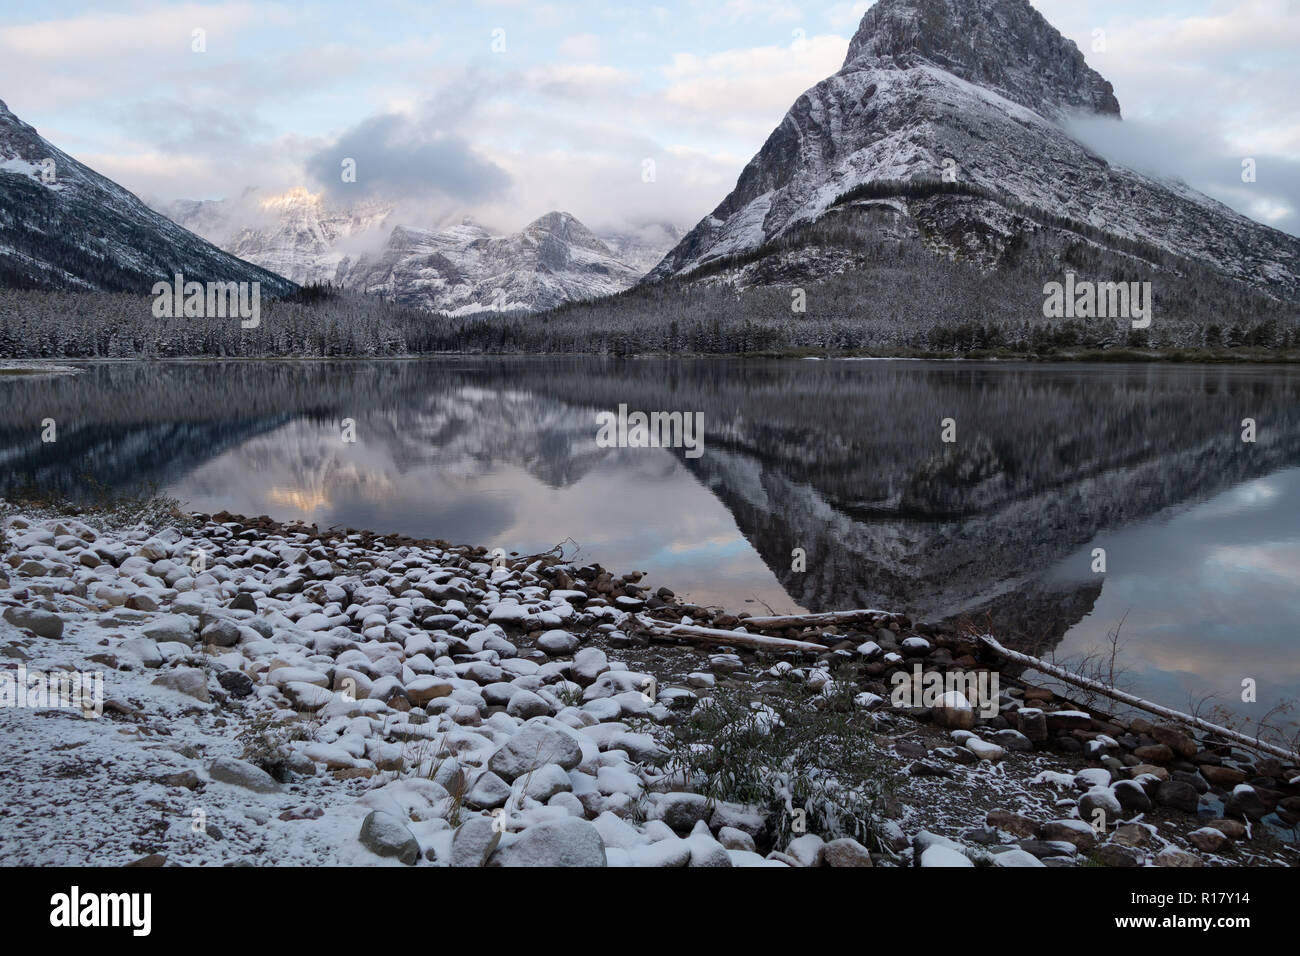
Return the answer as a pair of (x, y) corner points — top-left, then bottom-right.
(3, 356), (1298, 731)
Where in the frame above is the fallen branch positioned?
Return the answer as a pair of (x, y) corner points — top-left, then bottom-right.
(979, 633), (1299, 765)
(738, 609), (897, 632)
(636, 617), (827, 654)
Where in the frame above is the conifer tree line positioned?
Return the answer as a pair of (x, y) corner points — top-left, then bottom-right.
(1, 282), (1294, 358)
(1, 183), (1296, 360)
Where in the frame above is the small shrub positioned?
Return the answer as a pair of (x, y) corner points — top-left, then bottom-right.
(1, 479), (193, 536)
(236, 712), (316, 781)
(664, 670), (890, 851)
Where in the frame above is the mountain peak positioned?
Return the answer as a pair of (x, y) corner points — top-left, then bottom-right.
(525, 211), (608, 251)
(844, 0), (1120, 119)
(527, 210), (578, 232)
(258, 186), (322, 213)
(647, 0), (1298, 301)
(0, 98), (47, 160)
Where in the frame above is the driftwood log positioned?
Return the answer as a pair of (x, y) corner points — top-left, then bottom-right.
(739, 609), (897, 631)
(635, 617), (827, 654)
(979, 633), (1299, 764)
(638, 603), (1297, 764)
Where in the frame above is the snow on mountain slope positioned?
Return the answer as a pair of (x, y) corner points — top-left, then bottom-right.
(647, 0), (1300, 301)
(165, 189), (656, 314)
(163, 188), (394, 288)
(337, 211), (643, 314)
(0, 99), (295, 296)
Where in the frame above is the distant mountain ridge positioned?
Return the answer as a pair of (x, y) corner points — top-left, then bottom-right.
(164, 189), (681, 314)
(336, 210), (643, 314)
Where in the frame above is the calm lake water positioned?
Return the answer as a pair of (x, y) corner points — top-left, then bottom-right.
(3, 357), (1299, 729)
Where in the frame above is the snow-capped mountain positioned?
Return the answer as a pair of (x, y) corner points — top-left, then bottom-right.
(0, 99), (295, 296)
(165, 189), (659, 314)
(647, 0), (1300, 301)
(336, 211), (643, 314)
(164, 188), (394, 288)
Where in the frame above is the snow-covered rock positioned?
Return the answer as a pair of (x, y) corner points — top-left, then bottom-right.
(487, 818), (607, 867)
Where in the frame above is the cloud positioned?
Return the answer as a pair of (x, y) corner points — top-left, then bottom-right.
(304, 109), (511, 204)
(525, 63), (637, 96)
(0, 2), (279, 59)
(434, 35), (850, 232)
(689, 0), (804, 25)
(0, 2), (297, 114)
(558, 33), (602, 59)
(660, 33), (848, 114)
(825, 1), (870, 32)
(1067, 114), (1300, 236)
(115, 99), (271, 154)
(469, 140), (741, 235)
(1034, 0), (1300, 154)
(6, 0), (1295, 246)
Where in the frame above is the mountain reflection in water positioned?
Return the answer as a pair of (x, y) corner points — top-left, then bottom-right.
(2, 356), (1298, 723)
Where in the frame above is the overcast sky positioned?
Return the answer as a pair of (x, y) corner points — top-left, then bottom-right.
(1, 0), (1296, 236)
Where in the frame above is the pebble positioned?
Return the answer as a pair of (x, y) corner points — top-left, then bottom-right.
(992, 849), (1045, 867)
(717, 826), (756, 852)
(1037, 820), (1097, 850)
(464, 771), (512, 810)
(785, 833), (825, 867)
(2, 606), (64, 639)
(450, 816), (501, 867)
(1156, 780), (1200, 813)
(487, 818), (606, 867)
(4, 509), (1270, 872)
(653, 793), (711, 832)
(536, 629), (579, 655)
(488, 718), (583, 781)
(1187, 827), (1231, 854)
(822, 837), (873, 867)
(919, 845), (973, 867)
(208, 756), (280, 793)
(359, 810), (420, 865)
(151, 667), (210, 702)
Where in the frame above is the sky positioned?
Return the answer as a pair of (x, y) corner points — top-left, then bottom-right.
(0, 0), (1297, 237)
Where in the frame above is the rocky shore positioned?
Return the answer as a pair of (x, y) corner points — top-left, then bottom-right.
(1, 505), (1296, 867)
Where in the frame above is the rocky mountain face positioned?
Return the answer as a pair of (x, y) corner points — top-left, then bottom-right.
(164, 188), (395, 288)
(337, 211), (643, 314)
(0, 99), (295, 296)
(647, 0), (1300, 302)
(165, 191), (663, 314)
(844, 0), (1121, 119)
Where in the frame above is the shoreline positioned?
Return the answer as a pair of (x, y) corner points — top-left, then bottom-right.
(0, 362), (84, 377)
(1, 504), (1296, 867)
(4, 349), (1300, 367)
